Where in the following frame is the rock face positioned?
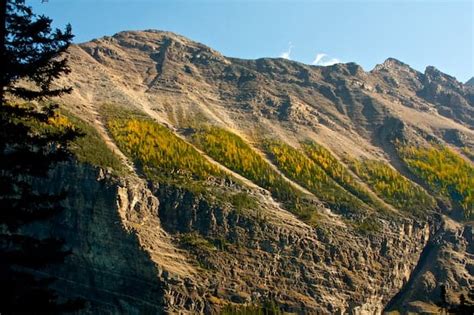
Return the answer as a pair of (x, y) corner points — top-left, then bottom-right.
(417, 66), (474, 126)
(30, 162), (434, 314)
(386, 218), (474, 313)
(26, 163), (165, 313)
(154, 184), (431, 313)
(28, 30), (474, 313)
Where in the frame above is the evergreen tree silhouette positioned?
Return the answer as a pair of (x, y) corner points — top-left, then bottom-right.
(0, 0), (84, 312)
(437, 284), (474, 315)
(437, 284), (449, 314)
(450, 289), (474, 315)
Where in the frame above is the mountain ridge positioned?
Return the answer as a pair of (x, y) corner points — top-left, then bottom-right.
(42, 29), (474, 314)
(466, 77), (474, 86)
(85, 29), (466, 81)
(63, 30), (474, 154)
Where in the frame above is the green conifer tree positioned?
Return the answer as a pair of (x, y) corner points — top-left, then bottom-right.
(0, 0), (84, 312)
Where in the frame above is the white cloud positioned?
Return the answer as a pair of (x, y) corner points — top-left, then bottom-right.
(312, 52), (341, 66)
(279, 42), (293, 60)
(312, 53), (327, 65)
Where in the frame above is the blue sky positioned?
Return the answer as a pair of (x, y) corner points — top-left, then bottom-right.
(29, 0), (473, 82)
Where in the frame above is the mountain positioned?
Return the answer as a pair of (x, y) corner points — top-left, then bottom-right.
(466, 77), (474, 86)
(31, 30), (474, 313)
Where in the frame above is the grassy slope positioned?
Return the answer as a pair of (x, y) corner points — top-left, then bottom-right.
(62, 113), (126, 174)
(97, 105), (472, 222)
(15, 103), (126, 174)
(397, 143), (474, 219)
(108, 118), (226, 187)
(350, 159), (435, 217)
(302, 142), (389, 211)
(190, 126), (313, 215)
(265, 140), (371, 215)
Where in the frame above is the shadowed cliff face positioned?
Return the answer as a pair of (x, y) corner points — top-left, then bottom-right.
(26, 163), (166, 314)
(417, 66), (474, 126)
(30, 30), (474, 313)
(385, 219), (474, 313)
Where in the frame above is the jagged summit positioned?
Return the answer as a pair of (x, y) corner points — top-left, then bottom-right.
(382, 57), (410, 68)
(83, 29), (227, 64)
(424, 65), (458, 83)
(84, 30), (466, 88)
(109, 29), (207, 48)
(372, 57), (415, 73)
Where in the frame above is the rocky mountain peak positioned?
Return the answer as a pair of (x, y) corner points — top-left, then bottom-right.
(84, 29), (227, 65)
(371, 58), (423, 91)
(424, 65), (457, 83)
(380, 57), (410, 69)
(371, 58), (405, 74)
(416, 66), (473, 126)
(465, 77), (474, 86)
(422, 65), (465, 93)
(111, 29), (198, 48)
(372, 58), (417, 75)
(325, 62), (365, 77)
